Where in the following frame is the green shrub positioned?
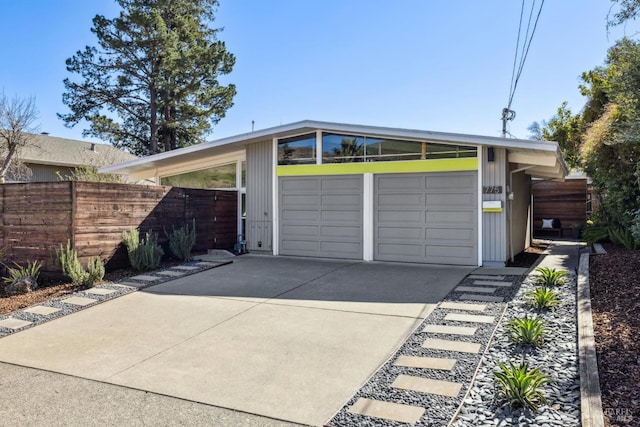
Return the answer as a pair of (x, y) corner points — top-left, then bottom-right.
(493, 360), (549, 410)
(2, 260), (41, 285)
(582, 223), (611, 245)
(505, 315), (548, 346)
(608, 225), (639, 250)
(56, 241), (105, 287)
(525, 287), (561, 310)
(631, 209), (640, 246)
(122, 228), (164, 271)
(165, 219), (196, 261)
(534, 267), (568, 287)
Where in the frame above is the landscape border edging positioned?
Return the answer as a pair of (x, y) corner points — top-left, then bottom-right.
(577, 251), (605, 427)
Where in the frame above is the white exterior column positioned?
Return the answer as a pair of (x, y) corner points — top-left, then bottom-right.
(236, 159), (243, 241)
(477, 146), (484, 266)
(363, 173), (374, 261)
(272, 137), (279, 255)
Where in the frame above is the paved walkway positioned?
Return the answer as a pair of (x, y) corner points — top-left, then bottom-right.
(330, 241), (584, 426)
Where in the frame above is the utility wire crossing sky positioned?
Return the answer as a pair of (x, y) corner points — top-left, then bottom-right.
(0, 0), (634, 145)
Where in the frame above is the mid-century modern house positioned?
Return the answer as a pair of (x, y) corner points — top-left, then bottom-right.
(7, 133), (137, 182)
(100, 121), (568, 267)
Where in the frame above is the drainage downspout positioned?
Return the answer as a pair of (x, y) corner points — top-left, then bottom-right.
(508, 165), (535, 263)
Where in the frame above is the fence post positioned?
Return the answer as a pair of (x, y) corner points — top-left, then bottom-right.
(70, 180), (77, 250)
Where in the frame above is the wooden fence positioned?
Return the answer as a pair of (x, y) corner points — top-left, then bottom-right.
(0, 182), (237, 273)
(532, 178), (587, 237)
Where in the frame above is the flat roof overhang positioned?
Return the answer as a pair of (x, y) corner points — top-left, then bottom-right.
(100, 120), (569, 181)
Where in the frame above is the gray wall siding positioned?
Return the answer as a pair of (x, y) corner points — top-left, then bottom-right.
(510, 169), (532, 256)
(482, 147), (507, 264)
(246, 140), (273, 251)
(26, 164), (74, 182)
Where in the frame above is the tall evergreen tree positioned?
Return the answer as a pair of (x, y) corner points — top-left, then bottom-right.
(59, 0), (236, 155)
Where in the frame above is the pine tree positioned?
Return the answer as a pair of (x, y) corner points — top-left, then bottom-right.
(59, 0), (236, 155)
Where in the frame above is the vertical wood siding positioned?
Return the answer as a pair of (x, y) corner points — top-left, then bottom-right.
(482, 147), (507, 264)
(246, 140), (273, 251)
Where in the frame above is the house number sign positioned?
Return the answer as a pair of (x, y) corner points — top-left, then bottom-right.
(482, 186), (503, 194)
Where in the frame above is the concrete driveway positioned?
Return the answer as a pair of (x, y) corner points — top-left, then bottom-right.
(0, 255), (471, 426)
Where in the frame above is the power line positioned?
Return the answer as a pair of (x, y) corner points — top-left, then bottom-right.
(502, 0), (545, 137)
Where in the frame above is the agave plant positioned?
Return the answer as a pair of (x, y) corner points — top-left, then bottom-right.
(534, 267), (568, 287)
(494, 360), (549, 410)
(505, 315), (548, 346)
(525, 287), (561, 310)
(2, 261), (41, 285)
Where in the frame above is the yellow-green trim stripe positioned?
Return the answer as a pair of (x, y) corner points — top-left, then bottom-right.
(483, 207), (503, 213)
(276, 158), (478, 176)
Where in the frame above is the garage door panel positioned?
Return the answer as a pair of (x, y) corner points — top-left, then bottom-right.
(377, 243), (424, 257)
(319, 241), (362, 255)
(378, 226), (423, 240)
(378, 193), (425, 207)
(425, 210), (475, 225)
(321, 225), (362, 238)
(426, 228), (475, 242)
(378, 210), (425, 223)
(281, 194), (319, 207)
(321, 209), (361, 223)
(281, 178), (319, 192)
(426, 193), (475, 207)
(280, 210), (319, 222)
(375, 172), (477, 265)
(321, 194), (360, 206)
(281, 224), (319, 238)
(377, 175), (424, 190)
(280, 175), (363, 259)
(321, 177), (361, 191)
(426, 174), (475, 189)
(426, 245), (474, 259)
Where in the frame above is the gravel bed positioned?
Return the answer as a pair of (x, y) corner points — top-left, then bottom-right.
(329, 268), (580, 427)
(451, 272), (580, 427)
(328, 277), (518, 427)
(0, 260), (232, 338)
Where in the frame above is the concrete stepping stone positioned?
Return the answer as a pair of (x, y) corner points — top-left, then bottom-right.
(394, 355), (456, 371)
(155, 270), (185, 277)
(440, 302), (487, 311)
(85, 288), (116, 296)
(110, 284), (135, 289)
(455, 286), (496, 294)
(473, 280), (512, 287)
(422, 338), (481, 354)
(444, 313), (495, 324)
(422, 324), (477, 336)
(23, 306), (61, 316)
(468, 274), (505, 280)
(61, 296), (97, 307)
(195, 261), (220, 266)
(460, 294), (504, 302)
(130, 275), (161, 281)
(392, 374), (463, 397)
(348, 397), (425, 424)
(172, 265), (199, 271)
(0, 318), (33, 329)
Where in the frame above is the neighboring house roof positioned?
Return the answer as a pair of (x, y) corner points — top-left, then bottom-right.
(17, 133), (137, 168)
(100, 120), (569, 180)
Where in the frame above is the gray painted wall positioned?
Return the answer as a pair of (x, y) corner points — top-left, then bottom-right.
(246, 140), (273, 252)
(482, 146), (507, 265)
(510, 168), (532, 257)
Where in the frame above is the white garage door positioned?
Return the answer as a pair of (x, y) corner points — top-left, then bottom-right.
(279, 175), (363, 259)
(374, 172), (477, 265)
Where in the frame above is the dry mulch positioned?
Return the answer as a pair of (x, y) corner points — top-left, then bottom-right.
(590, 243), (640, 427)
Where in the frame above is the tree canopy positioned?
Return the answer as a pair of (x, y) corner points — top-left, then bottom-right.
(60, 0), (236, 155)
(534, 37), (640, 226)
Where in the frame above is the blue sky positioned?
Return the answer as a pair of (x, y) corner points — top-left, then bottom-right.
(0, 1), (634, 145)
